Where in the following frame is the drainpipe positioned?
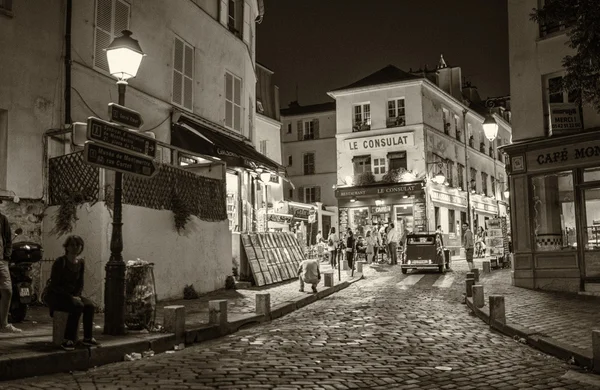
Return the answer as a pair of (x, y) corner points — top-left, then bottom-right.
(64, 0), (72, 125)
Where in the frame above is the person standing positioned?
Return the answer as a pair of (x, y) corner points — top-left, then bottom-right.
(463, 223), (475, 270)
(365, 230), (376, 264)
(387, 223), (400, 265)
(297, 258), (321, 293)
(345, 228), (356, 270)
(0, 208), (20, 333)
(327, 227), (339, 269)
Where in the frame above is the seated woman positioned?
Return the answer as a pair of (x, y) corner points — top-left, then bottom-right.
(45, 235), (98, 351)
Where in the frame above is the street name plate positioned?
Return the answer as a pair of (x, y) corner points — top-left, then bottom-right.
(84, 141), (158, 178)
(87, 117), (156, 158)
(108, 103), (143, 129)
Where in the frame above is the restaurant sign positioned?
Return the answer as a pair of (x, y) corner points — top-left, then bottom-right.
(550, 103), (582, 134)
(526, 138), (600, 173)
(345, 132), (414, 152)
(335, 181), (423, 199)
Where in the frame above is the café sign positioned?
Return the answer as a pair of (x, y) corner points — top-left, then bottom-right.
(335, 181), (423, 199)
(345, 132), (414, 152)
(526, 138), (600, 173)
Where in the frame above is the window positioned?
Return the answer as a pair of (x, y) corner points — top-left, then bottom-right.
(287, 123), (292, 134)
(225, 72), (243, 132)
(491, 176), (496, 198)
(304, 186), (320, 203)
(256, 100), (264, 114)
(387, 98), (406, 127)
(373, 158), (386, 175)
(453, 115), (459, 135)
(531, 171), (576, 250)
(288, 188), (293, 199)
(228, 0), (243, 38)
(467, 123), (474, 147)
(303, 153), (315, 175)
(442, 108), (450, 135)
(448, 210), (456, 233)
(543, 73), (582, 135)
(470, 168), (477, 192)
(172, 37), (194, 111)
(457, 163), (465, 190)
(259, 140), (267, 155)
(353, 103), (371, 131)
(353, 155), (371, 175)
(288, 155), (292, 166)
(94, 0), (130, 72)
(446, 161), (454, 187)
(481, 172), (488, 195)
(434, 207), (440, 229)
(303, 120), (314, 140)
(388, 152), (407, 171)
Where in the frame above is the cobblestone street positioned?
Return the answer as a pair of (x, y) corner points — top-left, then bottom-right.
(1, 264), (598, 390)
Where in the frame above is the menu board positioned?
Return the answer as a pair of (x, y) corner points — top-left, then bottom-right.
(339, 208), (349, 235)
(241, 232), (305, 287)
(486, 217), (506, 258)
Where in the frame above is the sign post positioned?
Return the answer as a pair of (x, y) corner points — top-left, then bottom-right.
(86, 117), (156, 158)
(84, 142), (157, 178)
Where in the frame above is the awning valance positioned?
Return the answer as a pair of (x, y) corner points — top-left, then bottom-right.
(171, 118), (286, 175)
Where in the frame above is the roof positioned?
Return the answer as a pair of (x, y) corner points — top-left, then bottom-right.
(280, 101), (336, 117)
(329, 65), (422, 93)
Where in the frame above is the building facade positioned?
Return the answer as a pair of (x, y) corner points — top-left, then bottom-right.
(505, 0), (600, 293)
(328, 61), (510, 255)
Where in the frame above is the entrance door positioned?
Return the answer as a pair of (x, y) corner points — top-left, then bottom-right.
(580, 187), (600, 285)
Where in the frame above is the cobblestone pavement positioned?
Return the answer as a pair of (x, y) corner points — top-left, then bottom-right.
(2, 262), (598, 390)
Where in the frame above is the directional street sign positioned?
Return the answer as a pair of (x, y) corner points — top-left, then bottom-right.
(108, 103), (143, 129)
(87, 117), (156, 158)
(84, 141), (158, 178)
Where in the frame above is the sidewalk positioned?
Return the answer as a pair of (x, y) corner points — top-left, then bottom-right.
(0, 263), (364, 381)
(466, 266), (600, 370)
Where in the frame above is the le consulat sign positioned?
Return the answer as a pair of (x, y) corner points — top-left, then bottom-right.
(345, 132), (414, 152)
(335, 181), (423, 199)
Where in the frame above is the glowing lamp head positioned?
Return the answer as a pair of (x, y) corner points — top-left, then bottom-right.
(483, 113), (499, 142)
(105, 30), (145, 81)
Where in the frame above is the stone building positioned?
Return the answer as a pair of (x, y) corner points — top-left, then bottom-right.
(505, 1), (600, 293)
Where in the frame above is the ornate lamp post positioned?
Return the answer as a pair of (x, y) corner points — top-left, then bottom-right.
(483, 112), (500, 216)
(103, 30), (145, 335)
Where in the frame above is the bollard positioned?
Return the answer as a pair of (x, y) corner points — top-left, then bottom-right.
(255, 293), (271, 316)
(483, 261), (491, 273)
(466, 272), (474, 280)
(342, 260), (349, 271)
(324, 272), (334, 287)
(472, 268), (480, 283)
(465, 278), (475, 298)
(489, 295), (506, 325)
(472, 285), (484, 308)
(593, 330), (600, 374)
(164, 305), (186, 343)
(208, 299), (228, 326)
(356, 261), (364, 273)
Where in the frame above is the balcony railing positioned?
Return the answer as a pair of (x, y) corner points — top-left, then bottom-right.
(353, 121), (371, 132)
(386, 116), (405, 128)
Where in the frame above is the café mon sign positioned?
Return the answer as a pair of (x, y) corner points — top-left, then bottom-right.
(346, 132), (414, 152)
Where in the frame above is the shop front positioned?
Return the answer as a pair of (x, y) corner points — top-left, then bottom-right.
(503, 130), (600, 293)
(335, 181), (426, 238)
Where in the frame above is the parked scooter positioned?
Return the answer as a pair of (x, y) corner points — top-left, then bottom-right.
(7, 228), (43, 323)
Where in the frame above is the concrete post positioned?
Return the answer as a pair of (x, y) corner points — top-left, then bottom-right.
(356, 261), (364, 273)
(466, 272), (474, 280)
(163, 305), (186, 343)
(489, 295), (506, 325)
(324, 272), (334, 287)
(472, 268), (480, 283)
(466, 278), (475, 298)
(483, 261), (491, 273)
(255, 293), (271, 316)
(208, 300), (228, 326)
(342, 260), (349, 271)
(593, 330), (600, 374)
(472, 285), (484, 308)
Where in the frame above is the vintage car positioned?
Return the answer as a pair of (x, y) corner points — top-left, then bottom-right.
(401, 233), (445, 274)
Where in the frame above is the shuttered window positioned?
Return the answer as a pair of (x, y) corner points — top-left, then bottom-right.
(225, 72), (243, 132)
(172, 37), (194, 111)
(94, 0), (130, 73)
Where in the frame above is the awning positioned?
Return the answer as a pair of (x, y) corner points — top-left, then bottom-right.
(171, 118), (286, 174)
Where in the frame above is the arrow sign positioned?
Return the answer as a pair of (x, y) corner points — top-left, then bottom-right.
(84, 142), (158, 179)
(87, 117), (156, 158)
(108, 103), (143, 129)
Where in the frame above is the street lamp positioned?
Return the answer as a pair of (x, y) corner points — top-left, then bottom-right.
(482, 112), (501, 217)
(103, 30), (145, 336)
(427, 161), (446, 185)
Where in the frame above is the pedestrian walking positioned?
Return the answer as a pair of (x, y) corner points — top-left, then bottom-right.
(45, 235), (99, 351)
(297, 258), (321, 293)
(327, 227), (339, 269)
(387, 223), (400, 265)
(0, 208), (20, 333)
(463, 223), (475, 270)
(365, 230), (376, 264)
(345, 228), (356, 270)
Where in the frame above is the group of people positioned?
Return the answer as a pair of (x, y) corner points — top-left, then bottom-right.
(0, 208), (98, 351)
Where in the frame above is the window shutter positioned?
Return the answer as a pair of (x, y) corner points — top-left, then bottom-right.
(183, 44), (194, 110)
(219, 0), (228, 26)
(172, 38), (184, 106)
(315, 186), (321, 202)
(114, 0), (129, 34)
(297, 121), (303, 141)
(297, 187), (304, 202)
(94, 0), (113, 71)
(313, 119), (320, 139)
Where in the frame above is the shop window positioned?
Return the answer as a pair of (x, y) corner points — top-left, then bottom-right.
(349, 207), (370, 237)
(448, 209), (455, 233)
(584, 167), (600, 182)
(388, 151), (407, 171)
(531, 171), (576, 251)
(373, 158), (386, 175)
(583, 187), (600, 250)
(353, 155), (371, 175)
(303, 153), (315, 175)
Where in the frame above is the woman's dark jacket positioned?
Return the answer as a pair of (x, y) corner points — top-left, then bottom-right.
(47, 255), (85, 298)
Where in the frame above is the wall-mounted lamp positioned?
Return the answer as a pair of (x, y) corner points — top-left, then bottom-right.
(426, 160), (447, 185)
(483, 112), (499, 142)
(350, 197), (357, 203)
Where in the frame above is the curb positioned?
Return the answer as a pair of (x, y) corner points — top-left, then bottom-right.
(0, 273), (364, 382)
(466, 297), (593, 369)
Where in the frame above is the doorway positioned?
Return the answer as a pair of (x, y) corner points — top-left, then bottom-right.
(580, 187), (600, 282)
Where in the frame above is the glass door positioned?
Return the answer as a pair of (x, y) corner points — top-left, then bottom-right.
(581, 187), (600, 280)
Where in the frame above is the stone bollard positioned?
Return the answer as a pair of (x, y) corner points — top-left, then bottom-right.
(164, 305), (186, 343)
(53, 311), (79, 346)
(466, 272), (474, 280)
(208, 300), (228, 327)
(472, 268), (480, 283)
(489, 295), (506, 325)
(356, 261), (364, 273)
(483, 261), (491, 273)
(593, 330), (600, 374)
(472, 285), (484, 308)
(465, 278), (475, 298)
(342, 260), (349, 271)
(324, 272), (334, 287)
(255, 293), (271, 316)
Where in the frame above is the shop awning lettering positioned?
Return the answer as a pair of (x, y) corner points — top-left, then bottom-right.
(345, 132), (414, 152)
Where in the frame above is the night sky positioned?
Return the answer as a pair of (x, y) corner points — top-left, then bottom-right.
(257, 0), (509, 108)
